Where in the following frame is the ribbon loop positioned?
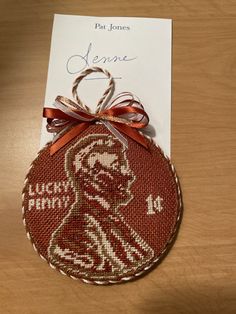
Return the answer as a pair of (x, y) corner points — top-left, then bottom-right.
(43, 67), (149, 155)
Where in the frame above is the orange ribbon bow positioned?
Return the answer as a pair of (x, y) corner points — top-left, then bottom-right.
(43, 93), (150, 155)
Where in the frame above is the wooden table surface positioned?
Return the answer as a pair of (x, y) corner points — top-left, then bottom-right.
(0, 1), (235, 313)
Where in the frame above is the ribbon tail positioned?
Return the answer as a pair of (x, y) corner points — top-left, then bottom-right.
(50, 122), (90, 155)
(111, 122), (150, 150)
(102, 120), (128, 148)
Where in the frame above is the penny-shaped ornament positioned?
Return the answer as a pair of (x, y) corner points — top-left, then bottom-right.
(22, 67), (182, 285)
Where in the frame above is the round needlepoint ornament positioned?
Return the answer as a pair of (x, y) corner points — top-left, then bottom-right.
(22, 67), (182, 285)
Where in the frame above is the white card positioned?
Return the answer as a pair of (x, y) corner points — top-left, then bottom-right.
(41, 14), (172, 156)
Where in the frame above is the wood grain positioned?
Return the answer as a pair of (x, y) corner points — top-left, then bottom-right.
(0, 1), (235, 313)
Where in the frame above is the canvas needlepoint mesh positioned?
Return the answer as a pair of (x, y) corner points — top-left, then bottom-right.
(22, 67), (182, 285)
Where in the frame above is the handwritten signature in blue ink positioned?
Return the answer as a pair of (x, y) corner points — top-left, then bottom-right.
(66, 43), (137, 74)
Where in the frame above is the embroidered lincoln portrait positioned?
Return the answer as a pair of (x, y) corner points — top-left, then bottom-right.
(47, 134), (154, 279)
